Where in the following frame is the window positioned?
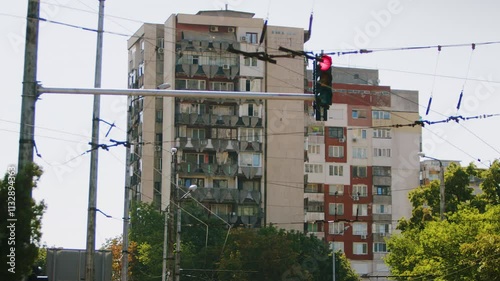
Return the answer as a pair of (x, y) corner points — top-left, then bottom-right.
(211, 82), (234, 91)
(245, 32), (258, 44)
(213, 179), (228, 188)
(329, 184), (344, 195)
(353, 204), (368, 216)
(156, 133), (163, 145)
(329, 203), (344, 215)
(211, 204), (231, 215)
(373, 243), (388, 253)
(156, 110), (163, 122)
(239, 180), (260, 191)
(373, 204), (391, 214)
(175, 79), (206, 90)
(329, 222), (346, 234)
(186, 153), (212, 164)
(353, 243), (368, 255)
(307, 222), (323, 232)
(331, 241), (345, 252)
(373, 166), (391, 176)
(305, 184), (322, 193)
(180, 178), (205, 188)
(376, 186), (391, 195)
(329, 165), (344, 176)
(352, 184), (368, 197)
(374, 148), (391, 157)
(308, 126), (324, 136)
(238, 205), (257, 216)
(328, 127), (344, 139)
(373, 128), (391, 138)
(373, 223), (391, 234)
(329, 146), (344, 158)
(352, 222), (368, 235)
(244, 57), (251, 66)
(305, 164), (323, 174)
(240, 153), (261, 167)
(352, 166), (367, 178)
(212, 128), (237, 140)
(352, 147), (367, 159)
(240, 128), (261, 142)
(352, 109), (367, 119)
(308, 144), (321, 154)
(241, 103), (260, 117)
(191, 128), (206, 139)
(306, 201), (324, 212)
(372, 110), (391, 120)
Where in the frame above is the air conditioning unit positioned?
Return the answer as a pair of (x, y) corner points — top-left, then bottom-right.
(240, 36), (247, 42)
(222, 64), (230, 70)
(380, 232), (386, 237)
(228, 27), (235, 33)
(157, 47), (164, 54)
(339, 137), (345, 143)
(155, 145), (162, 152)
(352, 137), (357, 142)
(209, 26), (219, 32)
(361, 234), (367, 239)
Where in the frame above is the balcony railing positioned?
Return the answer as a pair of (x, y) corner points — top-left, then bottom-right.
(177, 162), (238, 177)
(175, 113), (262, 128)
(190, 187), (262, 204)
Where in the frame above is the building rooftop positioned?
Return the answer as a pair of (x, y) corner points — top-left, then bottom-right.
(196, 10), (255, 18)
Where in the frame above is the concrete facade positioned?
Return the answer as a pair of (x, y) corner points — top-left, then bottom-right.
(126, 10), (306, 231)
(304, 67), (421, 278)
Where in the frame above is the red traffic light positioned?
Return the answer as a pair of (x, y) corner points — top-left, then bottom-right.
(319, 55), (332, 71)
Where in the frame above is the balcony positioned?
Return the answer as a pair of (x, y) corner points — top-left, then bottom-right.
(190, 187), (262, 204)
(238, 166), (263, 179)
(177, 162), (238, 177)
(176, 138), (240, 153)
(239, 141), (262, 152)
(175, 113), (262, 128)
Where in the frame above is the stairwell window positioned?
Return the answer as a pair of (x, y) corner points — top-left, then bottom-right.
(352, 109), (367, 119)
(352, 166), (367, 178)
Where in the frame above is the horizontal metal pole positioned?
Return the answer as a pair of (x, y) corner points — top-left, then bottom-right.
(38, 86), (315, 101)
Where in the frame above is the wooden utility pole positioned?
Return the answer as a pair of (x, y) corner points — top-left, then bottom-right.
(18, 0), (40, 176)
(85, 1), (105, 281)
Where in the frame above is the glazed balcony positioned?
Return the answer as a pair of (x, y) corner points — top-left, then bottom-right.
(176, 137), (262, 153)
(175, 113), (262, 128)
(177, 162), (238, 177)
(190, 187), (262, 204)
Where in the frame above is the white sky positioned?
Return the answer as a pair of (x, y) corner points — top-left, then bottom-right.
(1, 0), (499, 249)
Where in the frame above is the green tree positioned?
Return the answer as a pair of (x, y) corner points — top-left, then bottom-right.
(386, 203), (500, 280)
(398, 162), (476, 231)
(129, 202), (164, 281)
(218, 226), (359, 281)
(0, 164), (46, 281)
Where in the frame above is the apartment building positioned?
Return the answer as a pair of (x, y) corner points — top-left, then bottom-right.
(304, 66), (421, 278)
(126, 10), (307, 231)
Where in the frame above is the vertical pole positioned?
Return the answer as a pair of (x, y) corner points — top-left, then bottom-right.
(85, 1), (105, 281)
(333, 250), (336, 281)
(439, 161), (445, 220)
(174, 152), (181, 281)
(18, 0), (40, 174)
(162, 206), (169, 281)
(121, 96), (132, 281)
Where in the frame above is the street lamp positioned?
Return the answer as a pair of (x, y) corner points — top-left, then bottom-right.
(418, 152), (445, 220)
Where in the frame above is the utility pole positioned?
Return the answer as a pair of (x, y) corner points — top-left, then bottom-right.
(120, 95), (132, 281)
(85, 1), (105, 281)
(173, 149), (181, 281)
(18, 0), (40, 175)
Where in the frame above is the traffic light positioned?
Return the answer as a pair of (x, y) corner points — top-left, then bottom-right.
(314, 54), (332, 121)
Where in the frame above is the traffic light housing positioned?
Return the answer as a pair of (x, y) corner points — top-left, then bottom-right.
(314, 55), (332, 121)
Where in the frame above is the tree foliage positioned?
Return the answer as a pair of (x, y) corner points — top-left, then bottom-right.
(386, 160), (500, 280)
(0, 164), (46, 281)
(117, 200), (359, 281)
(102, 235), (138, 281)
(218, 226), (359, 281)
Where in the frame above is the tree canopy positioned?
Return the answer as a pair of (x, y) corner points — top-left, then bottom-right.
(386, 159), (500, 280)
(0, 164), (46, 281)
